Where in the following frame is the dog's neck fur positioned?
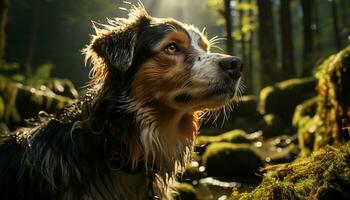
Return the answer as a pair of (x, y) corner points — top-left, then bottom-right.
(47, 86), (198, 199)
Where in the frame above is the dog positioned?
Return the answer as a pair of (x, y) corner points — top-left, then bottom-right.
(0, 4), (243, 200)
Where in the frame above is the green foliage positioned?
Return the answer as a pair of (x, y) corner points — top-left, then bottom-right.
(0, 62), (19, 71)
(233, 1), (257, 41)
(26, 64), (53, 87)
(0, 62), (53, 87)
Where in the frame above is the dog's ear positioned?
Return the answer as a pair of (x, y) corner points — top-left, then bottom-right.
(85, 6), (150, 72)
(89, 28), (137, 72)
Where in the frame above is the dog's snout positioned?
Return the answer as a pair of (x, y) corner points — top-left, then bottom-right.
(219, 57), (243, 71)
(219, 57), (243, 78)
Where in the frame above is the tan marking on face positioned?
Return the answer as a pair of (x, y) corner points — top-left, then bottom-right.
(154, 30), (190, 51)
(199, 37), (209, 51)
(130, 29), (198, 140)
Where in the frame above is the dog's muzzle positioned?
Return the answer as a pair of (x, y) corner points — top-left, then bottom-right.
(218, 57), (243, 79)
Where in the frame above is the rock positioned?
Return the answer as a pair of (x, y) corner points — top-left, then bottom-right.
(173, 183), (198, 200)
(261, 114), (285, 138)
(0, 75), (73, 127)
(258, 77), (317, 123)
(202, 142), (263, 178)
(229, 142), (350, 200)
(179, 161), (207, 183)
(197, 129), (251, 146)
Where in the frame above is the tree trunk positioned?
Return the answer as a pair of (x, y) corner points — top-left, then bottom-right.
(301, 0), (314, 76)
(314, 1), (322, 57)
(238, 0), (246, 62)
(220, 0), (234, 55)
(246, 0), (254, 94)
(330, 0), (341, 50)
(280, 0), (295, 79)
(257, 0), (278, 86)
(0, 0), (8, 61)
(25, 0), (42, 80)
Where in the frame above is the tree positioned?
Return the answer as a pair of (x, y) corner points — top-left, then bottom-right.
(330, 0), (341, 50)
(220, 0), (234, 55)
(25, 0), (42, 80)
(257, 0), (278, 86)
(237, 0), (246, 62)
(280, 0), (295, 79)
(301, 0), (314, 76)
(0, 0), (8, 61)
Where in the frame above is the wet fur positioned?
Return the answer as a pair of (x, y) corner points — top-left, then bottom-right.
(0, 4), (242, 200)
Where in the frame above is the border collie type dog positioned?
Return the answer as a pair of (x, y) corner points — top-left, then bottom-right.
(0, 5), (243, 200)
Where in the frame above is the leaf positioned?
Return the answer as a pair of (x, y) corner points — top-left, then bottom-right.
(0, 62), (20, 71)
(27, 64), (53, 87)
(11, 74), (26, 82)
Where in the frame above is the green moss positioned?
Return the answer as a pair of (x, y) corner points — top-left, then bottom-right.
(173, 183), (198, 200)
(258, 77), (317, 123)
(229, 142), (350, 200)
(261, 114), (285, 137)
(197, 129), (251, 145)
(313, 45), (350, 150)
(202, 142), (263, 178)
(292, 97), (318, 127)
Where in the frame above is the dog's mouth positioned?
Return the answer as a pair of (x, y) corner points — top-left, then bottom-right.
(206, 85), (237, 98)
(171, 79), (241, 111)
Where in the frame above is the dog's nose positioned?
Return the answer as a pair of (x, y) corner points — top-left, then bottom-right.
(219, 57), (243, 78)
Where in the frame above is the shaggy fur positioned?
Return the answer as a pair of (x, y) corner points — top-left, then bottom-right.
(0, 4), (243, 200)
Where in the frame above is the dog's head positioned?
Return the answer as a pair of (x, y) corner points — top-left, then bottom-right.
(85, 6), (243, 114)
(84, 5), (243, 178)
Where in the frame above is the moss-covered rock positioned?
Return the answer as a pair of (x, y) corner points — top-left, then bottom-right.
(258, 77), (317, 123)
(292, 97), (318, 128)
(229, 142), (350, 200)
(180, 160), (206, 183)
(202, 142), (263, 178)
(313, 45), (350, 150)
(261, 114), (285, 138)
(197, 129), (251, 145)
(0, 75), (73, 127)
(173, 183), (198, 200)
(296, 115), (320, 157)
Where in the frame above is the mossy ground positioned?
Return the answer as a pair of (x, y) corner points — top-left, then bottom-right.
(197, 129), (251, 145)
(229, 142), (350, 200)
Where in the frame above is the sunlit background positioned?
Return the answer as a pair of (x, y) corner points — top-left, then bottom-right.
(2, 0), (350, 95)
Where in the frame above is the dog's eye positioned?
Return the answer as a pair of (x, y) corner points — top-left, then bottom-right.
(164, 43), (179, 54)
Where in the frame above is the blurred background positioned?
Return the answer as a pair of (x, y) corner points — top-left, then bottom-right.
(1, 1), (350, 199)
(1, 0), (349, 93)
